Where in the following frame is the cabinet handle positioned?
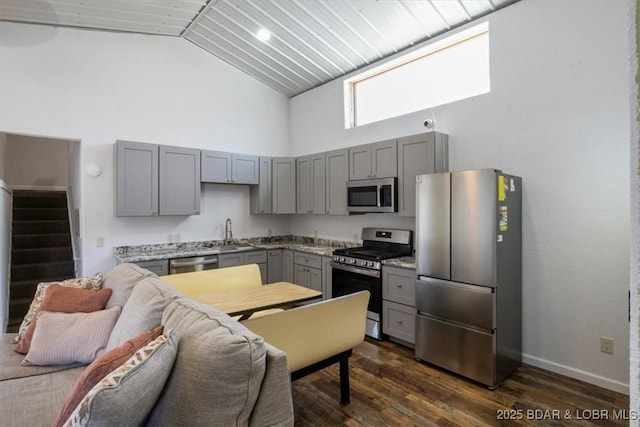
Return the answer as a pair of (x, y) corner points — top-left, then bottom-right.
(396, 284), (403, 288)
(397, 319), (403, 325)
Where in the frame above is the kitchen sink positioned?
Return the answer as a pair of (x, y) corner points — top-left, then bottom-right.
(217, 245), (254, 252)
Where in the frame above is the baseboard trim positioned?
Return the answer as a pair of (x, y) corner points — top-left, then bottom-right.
(523, 353), (629, 395)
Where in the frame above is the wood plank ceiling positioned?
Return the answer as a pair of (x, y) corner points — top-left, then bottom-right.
(0, 0), (518, 97)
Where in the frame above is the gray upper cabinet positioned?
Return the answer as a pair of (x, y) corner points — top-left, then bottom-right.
(296, 154), (325, 214)
(116, 141), (200, 217)
(397, 132), (449, 217)
(159, 145), (201, 215)
(272, 157), (296, 214)
(116, 140), (159, 216)
(349, 139), (397, 180)
(201, 150), (259, 184)
(250, 156), (272, 214)
(325, 148), (349, 215)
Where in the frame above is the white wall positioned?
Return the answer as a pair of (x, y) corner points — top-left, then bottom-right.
(0, 133), (6, 182)
(0, 22), (292, 275)
(290, 0), (631, 393)
(5, 134), (69, 187)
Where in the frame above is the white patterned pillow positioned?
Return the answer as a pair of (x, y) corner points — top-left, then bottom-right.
(61, 331), (177, 427)
(11, 273), (103, 344)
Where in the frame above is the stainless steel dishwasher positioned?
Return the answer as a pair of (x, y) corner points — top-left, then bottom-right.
(169, 255), (218, 274)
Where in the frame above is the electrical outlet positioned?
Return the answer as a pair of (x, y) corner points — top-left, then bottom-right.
(600, 336), (614, 354)
(314, 230), (318, 241)
(268, 228), (272, 237)
(167, 234), (174, 243)
(353, 234), (358, 243)
(96, 237), (105, 248)
(174, 234), (181, 243)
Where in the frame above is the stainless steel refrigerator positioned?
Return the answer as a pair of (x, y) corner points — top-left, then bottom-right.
(414, 169), (521, 388)
(0, 180), (11, 334)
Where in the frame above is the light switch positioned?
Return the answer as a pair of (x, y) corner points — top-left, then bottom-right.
(96, 237), (105, 247)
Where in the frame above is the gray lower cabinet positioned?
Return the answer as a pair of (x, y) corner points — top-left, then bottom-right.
(132, 259), (168, 276)
(201, 151), (259, 184)
(283, 249), (294, 283)
(397, 132), (449, 217)
(272, 157), (296, 214)
(296, 154), (325, 214)
(321, 256), (332, 299)
(250, 156), (272, 214)
(267, 249), (283, 283)
(382, 265), (416, 345)
(293, 252), (322, 292)
(324, 148), (349, 215)
(115, 141), (201, 216)
(219, 250), (267, 284)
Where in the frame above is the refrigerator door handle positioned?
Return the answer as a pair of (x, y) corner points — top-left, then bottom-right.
(417, 276), (494, 294)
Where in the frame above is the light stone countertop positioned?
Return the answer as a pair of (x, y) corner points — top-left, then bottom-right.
(114, 236), (356, 263)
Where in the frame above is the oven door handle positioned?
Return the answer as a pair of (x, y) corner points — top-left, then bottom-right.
(331, 262), (381, 278)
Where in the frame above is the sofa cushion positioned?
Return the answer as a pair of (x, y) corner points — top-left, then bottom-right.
(60, 331), (177, 427)
(0, 365), (86, 427)
(54, 325), (164, 426)
(22, 307), (121, 366)
(105, 277), (180, 351)
(147, 298), (267, 426)
(12, 273), (103, 344)
(103, 263), (158, 310)
(15, 286), (113, 354)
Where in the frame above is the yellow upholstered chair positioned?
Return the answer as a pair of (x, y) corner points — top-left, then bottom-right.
(159, 264), (262, 297)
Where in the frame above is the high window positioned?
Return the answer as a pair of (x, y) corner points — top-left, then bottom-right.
(344, 23), (490, 128)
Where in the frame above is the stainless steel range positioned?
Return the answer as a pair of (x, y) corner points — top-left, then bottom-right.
(332, 228), (412, 340)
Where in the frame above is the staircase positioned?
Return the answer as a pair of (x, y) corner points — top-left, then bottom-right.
(7, 190), (75, 332)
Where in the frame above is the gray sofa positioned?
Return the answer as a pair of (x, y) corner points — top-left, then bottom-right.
(0, 263), (294, 427)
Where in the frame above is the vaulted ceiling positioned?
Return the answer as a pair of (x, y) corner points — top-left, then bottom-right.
(0, 0), (518, 97)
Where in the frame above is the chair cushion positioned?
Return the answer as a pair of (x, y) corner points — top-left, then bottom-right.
(147, 298), (267, 426)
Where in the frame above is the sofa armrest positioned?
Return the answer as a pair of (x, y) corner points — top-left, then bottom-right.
(159, 264), (262, 297)
(241, 291), (370, 373)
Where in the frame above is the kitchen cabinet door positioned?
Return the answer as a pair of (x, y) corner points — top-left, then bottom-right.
(294, 265), (321, 291)
(382, 266), (416, 307)
(159, 146), (201, 215)
(231, 154), (259, 184)
(115, 140), (159, 216)
(398, 132), (449, 217)
(283, 249), (294, 283)
(371, 139), (397, 179)
(296, 154), (325, 214)
(267, 249), (283, 283)
(250, 156), (272, 214)
(272, 157), (296, 214)
(348, 144), (371, 181)
(325, 148), (349, 215)
(132, 259), (168, 276)
(201, 150), (231, 183)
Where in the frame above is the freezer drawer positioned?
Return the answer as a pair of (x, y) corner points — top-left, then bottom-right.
(415, 313), (495, 386)
(416, 277), (495, 331)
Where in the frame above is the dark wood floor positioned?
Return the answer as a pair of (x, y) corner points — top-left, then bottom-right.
(292, 339), (630, 427)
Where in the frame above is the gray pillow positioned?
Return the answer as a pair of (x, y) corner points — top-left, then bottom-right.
(103, 263), (158, 310)
(104, 277), (180, 351)
(60, 331), (177, 427)
(147, 298), (267, 426)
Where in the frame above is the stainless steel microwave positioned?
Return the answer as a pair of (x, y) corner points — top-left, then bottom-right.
(347, 177), (397, 213)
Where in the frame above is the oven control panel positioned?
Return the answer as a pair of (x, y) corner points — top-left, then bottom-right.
(332, 255), (381, 271)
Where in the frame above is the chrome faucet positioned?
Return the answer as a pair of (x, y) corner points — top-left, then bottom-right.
(224, 218), (233, 245)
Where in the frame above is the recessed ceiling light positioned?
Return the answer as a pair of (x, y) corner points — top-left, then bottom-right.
(256, 28), (271, 42)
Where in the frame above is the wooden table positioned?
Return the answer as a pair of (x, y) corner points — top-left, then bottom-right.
(192, 282), (322, 320)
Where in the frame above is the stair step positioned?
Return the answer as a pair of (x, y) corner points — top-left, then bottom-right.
(12, 233), (72, 249)
(6, 320), (21, 333)
(8, 297), (33, 320)
(13, 192), (67, 209)
(11, 246), (73, 265)
(11, 261), (75, 282)
(12, 220), (70, 235)
(12, 207), (68, 221)
(10, 275), (76, 299)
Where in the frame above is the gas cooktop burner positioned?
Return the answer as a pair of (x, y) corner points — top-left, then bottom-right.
(333, 247), (409, 261)
(332, 228), (413, 270)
